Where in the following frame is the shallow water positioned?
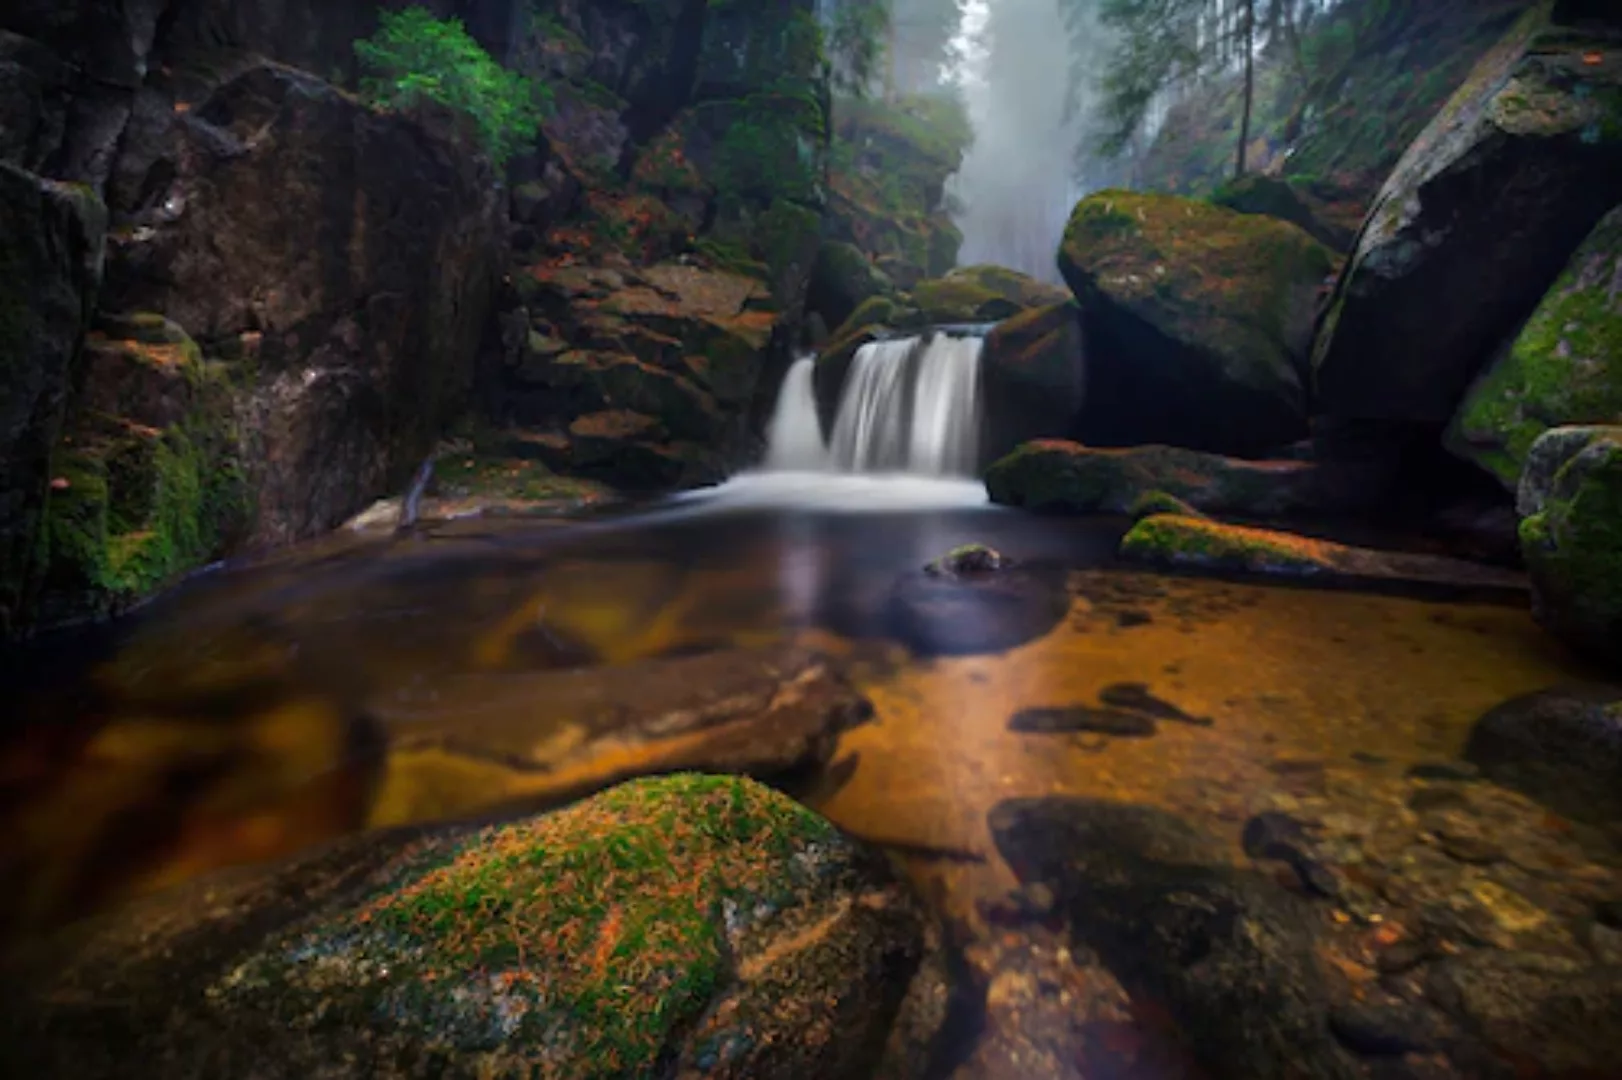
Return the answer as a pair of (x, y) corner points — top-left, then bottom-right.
(0, 475), (1599, 952)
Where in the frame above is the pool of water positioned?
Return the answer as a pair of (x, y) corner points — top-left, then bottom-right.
(0, 473), (1612, 1065)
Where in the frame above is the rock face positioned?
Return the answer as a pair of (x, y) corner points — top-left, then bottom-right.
(1517, 425), (1622, 666)
(102, 63), (502, 548)
(0, 163), (105, 634)
(1313, 3), (1622, 423)
(983, 439), (1387, 518)
(1448, 205), (1622, 489)
(1058, 190), (1332, 455)
(1209, 174), (1355, 251)
(0, 774), (934, 1080)
(980, 303), (1087, 465)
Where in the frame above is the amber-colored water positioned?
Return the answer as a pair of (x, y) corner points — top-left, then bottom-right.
(0, 478), (1594, 944)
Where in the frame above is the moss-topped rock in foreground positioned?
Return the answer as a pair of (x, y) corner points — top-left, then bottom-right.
(983, 439), (1386, 519)
(1517, 426), (1622, 667)
(1120, 515), (1527, 591)
(2, 775), (931, 1079)
(1447, 205), (1622, 489)
(1058, 190), (1332, 454)
(1313, 3), (1622, 423)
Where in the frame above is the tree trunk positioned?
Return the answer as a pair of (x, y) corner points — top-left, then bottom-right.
(1235, 0), (1255, 179)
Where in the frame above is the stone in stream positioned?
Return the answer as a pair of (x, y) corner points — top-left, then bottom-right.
(1008, 706), (1157, 737)
(887, 560), (1068, 658)
(1462, 684), (1622, 824)
(988, 797), (1362, 1080)
(1099, 681), (1213, 727)
(0, 775), (938, 1080)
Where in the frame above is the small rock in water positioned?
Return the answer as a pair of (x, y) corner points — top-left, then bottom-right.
(1009, 707), (1157, 737)
(1405, 761), (1481, 782)
(1282, 848), (1341, 899)
(925, 543), (1011, 578)
(1329, 1001), (1442, 1056)
(1241, 810), (1309, 859)
(1098, 682), (1214, 727)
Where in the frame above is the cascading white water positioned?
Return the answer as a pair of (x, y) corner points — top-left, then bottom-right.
(764, 333), (984, 478)
(765, 353), (828, 470)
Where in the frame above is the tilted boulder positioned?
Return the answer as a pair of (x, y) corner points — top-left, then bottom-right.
(1314, 2), (1622, 423)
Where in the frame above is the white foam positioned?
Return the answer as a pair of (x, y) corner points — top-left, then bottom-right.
(673, 471), (990, 513)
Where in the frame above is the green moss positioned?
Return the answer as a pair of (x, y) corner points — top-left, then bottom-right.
(1128, 489), (1207, 521)
(1119, 515), (1332, 575)
(1520, 434), (1622, 660)
(1449, 208), (1622, 488)
(223, 775), (843, 1077)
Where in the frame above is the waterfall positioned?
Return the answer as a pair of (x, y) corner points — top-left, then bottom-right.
(764, 333), (984, 477)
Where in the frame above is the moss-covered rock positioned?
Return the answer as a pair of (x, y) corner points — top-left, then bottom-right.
(1447, 205), (1622, 489)
(0, 162), (105, 635)
(1058, 190), (1332, 454)
(807, 239), (892, 330)
(1127, 490), (1208, 521)
(1517, 426), (1622, 667)
(1, 775), (931, 1080)
(1313, 2), (1622, 423)
(1209, 174), (1353, 251)
(910, 265), (1068, 325)
(1120, 514), (1528, 590)
(980, 302), (1087, 464)
(983, 439), (1384, 518)
(827, 93), (970, 288)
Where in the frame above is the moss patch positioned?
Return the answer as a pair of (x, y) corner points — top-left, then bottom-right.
(1448, 206), (1622, 489)
(1120, 515), (1339, 576)
(216, 775), (847, 1077)
(1519, 430), (1622, 664)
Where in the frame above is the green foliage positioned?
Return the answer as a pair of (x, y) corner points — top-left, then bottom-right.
(355, 6), (548, 166)
(828, 0), (894, 97)
(1091, 0), (1206, 155)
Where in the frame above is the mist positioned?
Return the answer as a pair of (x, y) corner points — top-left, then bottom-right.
(946, 0), (1110, 282)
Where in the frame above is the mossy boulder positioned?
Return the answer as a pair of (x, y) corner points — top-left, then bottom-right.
(0, 774), (933, 1079)
(983, 440), (1385, 518)
(1120, 515), (1528, 590)
(0, 161), (105, 635)
(910, 265), (1068, 325)
(980, 302), (1087, 464)
(1058, 190), (1332, 455)
(1447, 205), (1622, 489)
(1517, 426), (1622, 667)
(1209, 175), (1354, 251)
(1127, 490), (1208, 521)
(807, 239), (892, 330)
(1313, 3), (1622, 423)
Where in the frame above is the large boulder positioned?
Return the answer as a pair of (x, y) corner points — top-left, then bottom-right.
(102, 63), (503, 547)
(1517, 425), (1622, 667)
(1209, 174), (1355, 252)
(980, 302), (1087, 464)
(1448, 205), (1622, 489)
(1058, 190), (1332, 455)
(0, 163), (105, 635)
(0, 774), (934, 1079)
(984, 440), (1386, 518)
(909, 264), (1069, 325)
(1313, 3), (1622, 423)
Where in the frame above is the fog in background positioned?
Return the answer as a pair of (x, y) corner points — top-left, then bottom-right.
(946, 0), (1110, 282)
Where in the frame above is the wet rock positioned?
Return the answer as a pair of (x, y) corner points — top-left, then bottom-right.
(1517, 427), (1622, 667)
(1424, 951), (1622, 1077)
(984, 440), (1387, 517)
(1242, 810), (1311, 860)
(1008, 706), (1156, 737)
(1126, 489), (1208, 522)
(369, 645), (874, 823)
(1463, 685), (1622, 824)
(1313, 5), (1622, 423)
(0, 775), (931, 1080)
(989, 797), (1361, 1080)
(924, 543), (1011, 578)
(1405, 761), (1480, 782)
(1059, 190), (1334, 455)
(1210, 173), (1356, 251)
(807, 239), (891, 330)
(1119, 515), (1529, 592)
(1447, 206), (1622, 490)
(909, 264), (1068, 325)
(980, 301), (1087, 464)
(1329, 1000), (1445, 1056)
(0, 161), (105, 634)
(886, 561), (1068, 658)
(1099, 681), (1212, 726)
